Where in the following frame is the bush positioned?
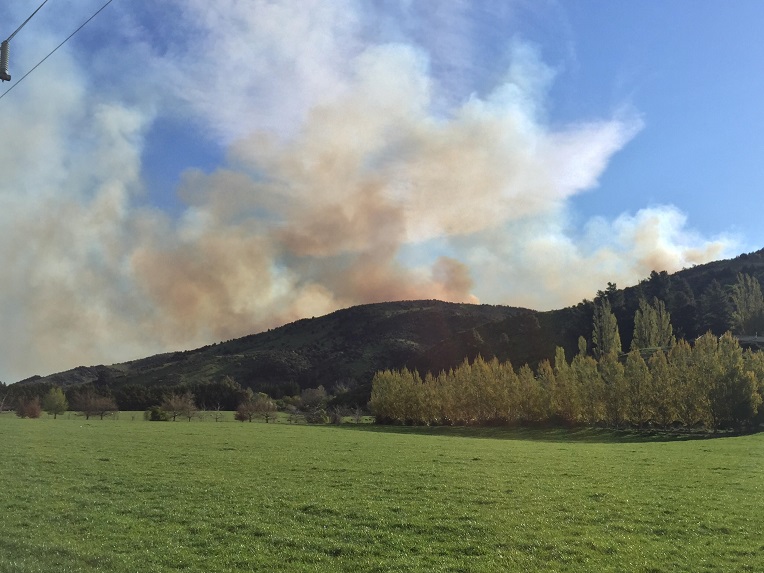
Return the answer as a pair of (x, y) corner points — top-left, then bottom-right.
(304, 408), (329, 424)
(15, 397), (42, 419)
(329, 407), (344, 425)
(144, 406), (170, 421)
(234, 404), (253, 422)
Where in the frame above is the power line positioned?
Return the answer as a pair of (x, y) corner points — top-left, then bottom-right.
(0, 0), (116, 101)
(6, 0), (52, 42)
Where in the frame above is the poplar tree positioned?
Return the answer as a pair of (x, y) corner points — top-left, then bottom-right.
(572, 339), (604, 425)
(554, 346), (580, 425)
(708, 333), (761, 430)
(497, 360), (521, 424)
(535, 360), (555, 422)
(483, 357), (508, 424)
(632, 297), (674, 350)
(472, 356), (498, 423)
(517, 364), (544, 423)
(369, 370), (399, 423)
(437, 369), (458, 425)
(625, 349), (653, 427)
(648, 349), (676, 428)
(592, 299), (622, 359)
(743, 349), (764, 427)
(668, 339), (704, 427)
(688, 333), (718, 427)
(600, 351), (627, 428)
(420, 372), (439, 426)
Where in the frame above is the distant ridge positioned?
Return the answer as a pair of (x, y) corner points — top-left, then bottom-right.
(12, 247), (764, 402)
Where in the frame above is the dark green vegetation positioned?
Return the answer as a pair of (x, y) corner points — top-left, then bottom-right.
(4, 248), (764, 411)
(3, 301), (525, 409)
(1, 415), (762, 572)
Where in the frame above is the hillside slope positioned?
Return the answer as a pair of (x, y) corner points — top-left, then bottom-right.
(19, 300), (531, 399)
(13, 247), (764, 403)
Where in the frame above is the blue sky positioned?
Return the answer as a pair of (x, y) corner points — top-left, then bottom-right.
(0, 1), (761, 381)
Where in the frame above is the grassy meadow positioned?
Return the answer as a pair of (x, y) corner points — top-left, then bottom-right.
(0, 413), (762, 572)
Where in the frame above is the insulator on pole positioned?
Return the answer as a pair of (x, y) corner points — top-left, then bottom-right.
(0, 40), (10, 82)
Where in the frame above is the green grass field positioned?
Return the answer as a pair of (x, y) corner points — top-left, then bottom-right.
(0, 414), (761, 572)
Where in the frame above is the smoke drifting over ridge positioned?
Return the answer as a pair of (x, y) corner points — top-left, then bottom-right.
(0, 1), (733, 381)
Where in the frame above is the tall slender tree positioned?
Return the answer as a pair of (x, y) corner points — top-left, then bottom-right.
(517, 364), (544, 423)
(592, 299), (622, 359)
(600, 351), (627, 428)
(632, 297), (674, 350)
(554, 346), (580, 425)
(648, 349), (676, 428)
(625, 349), (653, 427)
(572, 338), (604, 425)
(668, 339), (705, 427)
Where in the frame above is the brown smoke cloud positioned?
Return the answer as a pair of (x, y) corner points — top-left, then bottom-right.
(116, 42), (635, 346)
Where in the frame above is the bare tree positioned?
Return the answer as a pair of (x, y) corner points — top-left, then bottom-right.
(254, 394), (277, 423)
(285, 404), (299, 423)
(94, 396), (118, 420)
(76, 392), (118, 420)
(15, 397), (42, 418)
(162, 392), (197, 422)
(235, 400), (256, 422)
(235, 393), (277, 422)
(329, 406), (344, 425)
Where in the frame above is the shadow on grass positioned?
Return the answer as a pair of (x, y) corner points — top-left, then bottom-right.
(334, 423), (746, 443)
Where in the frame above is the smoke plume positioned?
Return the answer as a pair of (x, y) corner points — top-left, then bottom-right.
(0, 1), (734, 381)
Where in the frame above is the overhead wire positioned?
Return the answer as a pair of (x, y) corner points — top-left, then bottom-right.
(0, 0), (116, 101)
(6, 0), (52, 42)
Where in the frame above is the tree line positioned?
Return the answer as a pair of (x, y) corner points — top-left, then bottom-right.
(370, 290), (764, 431)
(1, 375), (352, 424)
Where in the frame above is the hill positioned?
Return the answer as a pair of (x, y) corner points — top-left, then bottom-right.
(15, 300), (533, 404)
(10, 247), (764, 406)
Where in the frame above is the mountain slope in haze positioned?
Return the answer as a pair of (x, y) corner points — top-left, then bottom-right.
(13, 247), (764, 403)
(18, 300), (530, 401)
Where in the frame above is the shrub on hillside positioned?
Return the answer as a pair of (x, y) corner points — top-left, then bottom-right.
(144, 406), (170, 421)
(304, 408), (329, 424)
(234, 403), (254, 422)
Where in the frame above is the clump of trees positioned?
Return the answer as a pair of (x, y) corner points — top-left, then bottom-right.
(371, 292), (764, 432)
